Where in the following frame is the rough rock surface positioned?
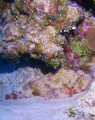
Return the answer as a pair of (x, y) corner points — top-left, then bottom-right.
(0, 58), (92, 100)
(1, 14), (65, 69)
(73, 81), (95, 119)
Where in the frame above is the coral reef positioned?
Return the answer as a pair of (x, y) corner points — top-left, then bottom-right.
(22, 68), (92, 99)
(1, 2), (95, 120)
(0, 66), (92, 100)
(1, 14), (64, 69)
(0, 0), (95, 70)
(62, 12), (95, 69)
(0, 0), (11, 17)
(0, 0), (95, 101)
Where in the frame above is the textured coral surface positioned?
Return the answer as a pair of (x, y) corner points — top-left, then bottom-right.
(0, 63), (92, 100)
(1, 0), (95, 70)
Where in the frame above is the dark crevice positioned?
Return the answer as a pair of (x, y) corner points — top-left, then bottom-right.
(29, 58), (57, 74)
(0, 55), (57, 74)
(3, 0), (14, 3)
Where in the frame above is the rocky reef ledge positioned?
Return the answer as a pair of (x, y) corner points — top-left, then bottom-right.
(1, 0), (95, 69)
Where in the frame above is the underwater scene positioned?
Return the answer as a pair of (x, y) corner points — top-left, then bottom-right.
(0, 0), (95, 119)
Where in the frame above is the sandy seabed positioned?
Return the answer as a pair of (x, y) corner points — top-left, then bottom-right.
(0, 92), (87, 120)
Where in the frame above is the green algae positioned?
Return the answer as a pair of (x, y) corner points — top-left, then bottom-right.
(32, 84), (39, 95)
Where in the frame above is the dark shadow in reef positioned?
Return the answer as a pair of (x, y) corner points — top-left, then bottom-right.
(70, 0), (95, 16)
(29, 58), (57, 74)
(3, 0), (14, 3)
(0, 54), (57, 74)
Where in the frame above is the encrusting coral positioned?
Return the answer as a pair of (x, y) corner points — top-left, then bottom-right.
(1, 14), (64, 69)
(3, 67), (92, 100)
(17, 68), (92, 99)
(1, 0), (95, 70)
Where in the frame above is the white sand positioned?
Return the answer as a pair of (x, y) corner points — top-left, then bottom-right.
(0, 92), (87, 120)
